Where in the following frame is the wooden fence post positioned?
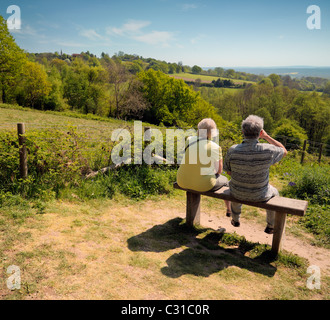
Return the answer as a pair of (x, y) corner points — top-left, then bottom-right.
(17, 123), (28, 179)
(301, 140), (307, 164)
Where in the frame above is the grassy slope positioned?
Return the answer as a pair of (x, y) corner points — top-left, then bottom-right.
(0, 106), (329, 300)
(169, 72), (255, 84)
(0, 104), (135, 133)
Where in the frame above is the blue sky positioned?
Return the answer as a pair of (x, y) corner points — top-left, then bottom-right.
(1, 0), (330, 67)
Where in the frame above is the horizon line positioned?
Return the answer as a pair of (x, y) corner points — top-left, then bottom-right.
(204, 65), (330, 69)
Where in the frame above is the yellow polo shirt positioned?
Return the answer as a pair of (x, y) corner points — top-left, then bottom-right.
(176, 136), (222, 192)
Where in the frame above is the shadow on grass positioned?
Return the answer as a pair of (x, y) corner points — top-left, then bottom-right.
(127, 217), (277, 278)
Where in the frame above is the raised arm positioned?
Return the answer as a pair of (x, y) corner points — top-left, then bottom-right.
(260, 130), (288, 157)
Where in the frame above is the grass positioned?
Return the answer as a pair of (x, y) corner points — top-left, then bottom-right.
(0, 105), (329, 300)
(169, 72), (255, 85)
(0, 194), (329, 300)
(0, 103), (135, 137)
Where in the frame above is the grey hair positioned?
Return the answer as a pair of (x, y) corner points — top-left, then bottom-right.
(241, 115), (264, 139)
(197, 118), (218, 139)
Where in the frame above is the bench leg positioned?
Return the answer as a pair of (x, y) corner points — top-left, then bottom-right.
(186, 192), (201, 227)
(271, 212), (287, 255)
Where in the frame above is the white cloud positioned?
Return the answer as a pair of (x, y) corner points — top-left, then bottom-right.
(133, 31), (174, 47)
(10, 23), (38, 36)
(80, 29), (103, 41)
(107, 20), (151, 36)
(107, 20), (175, 47)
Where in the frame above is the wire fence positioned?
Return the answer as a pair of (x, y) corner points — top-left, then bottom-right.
(275, 135), (330, 161)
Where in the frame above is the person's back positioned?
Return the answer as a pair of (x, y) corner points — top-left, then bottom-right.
(225, 139), (284, 202)
(224, 115), (287, 233)
(177, 136), (222, 192)
(177, 118), (232, 216)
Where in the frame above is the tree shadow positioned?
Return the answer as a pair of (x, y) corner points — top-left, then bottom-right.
(127, 218), (277, 278)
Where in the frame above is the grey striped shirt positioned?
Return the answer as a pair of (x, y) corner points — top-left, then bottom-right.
(224, 139), (284, 202)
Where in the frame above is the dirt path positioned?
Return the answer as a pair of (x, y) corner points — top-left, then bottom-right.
(198, 211), (330, 275)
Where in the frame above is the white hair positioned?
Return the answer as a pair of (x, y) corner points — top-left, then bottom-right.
(241, 115), (264, 139)
(197, 118), (218, 139)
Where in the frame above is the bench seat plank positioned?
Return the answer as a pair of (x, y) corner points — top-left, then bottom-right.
(173, 182), (307, 217)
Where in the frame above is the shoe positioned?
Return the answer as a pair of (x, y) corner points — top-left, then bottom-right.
(226, 211), (231, 217)
(231, 219), (240, 227)
(264, 226), (274, 234)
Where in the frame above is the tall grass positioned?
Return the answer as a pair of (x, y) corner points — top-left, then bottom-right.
(65, 164), (177, 201)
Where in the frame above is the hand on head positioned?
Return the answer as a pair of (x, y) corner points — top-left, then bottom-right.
(259, 130), (268, 140)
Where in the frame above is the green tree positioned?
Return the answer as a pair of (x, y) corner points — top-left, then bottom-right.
(0, 15), (27, 103)
(192, 65), (202, 74)
(323, 81), (330, 96)
(214, 67), (224, 77)
(43, 66), (68, 111)
(138, 69), (226, 127)
(138, 69), (198, 125)
(63, 67), (89, 110)
(63, 58), (107, 114)
(272, 120), (308, 150)
(288, 92), (330, 142)
(258, 78), (273, 87)
(225, 69), (236, 79)
(268, 74), (282, 87)
(147, 60), (169, 73)
(16, 61), (52, 108)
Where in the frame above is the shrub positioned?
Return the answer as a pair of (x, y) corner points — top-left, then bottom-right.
(281, 164), (329, 246)
(0, 127), (90, 199)
(281, 166), (329, 205)
(108, 164), (177, 200)
(68, 165), (177, 201)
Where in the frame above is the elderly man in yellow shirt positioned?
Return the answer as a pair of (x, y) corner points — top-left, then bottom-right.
(177, 118), (232, 217)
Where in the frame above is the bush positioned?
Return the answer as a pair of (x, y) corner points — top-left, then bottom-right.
(280, 163), (329, 246)
(69, 165), (177, 201)
(281, 166), (329, 205)
(0, 127), (91, 199)
(108, 164), (177, 200)
(0, 123), (178, 201)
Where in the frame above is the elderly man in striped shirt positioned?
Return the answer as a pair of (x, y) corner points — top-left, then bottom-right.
(224, 115), (288, 234)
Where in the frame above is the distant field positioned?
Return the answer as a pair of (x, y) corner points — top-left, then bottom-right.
(169, 72), (255, 85)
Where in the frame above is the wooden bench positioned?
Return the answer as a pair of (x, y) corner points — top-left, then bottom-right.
(173, 182), (308, 255)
